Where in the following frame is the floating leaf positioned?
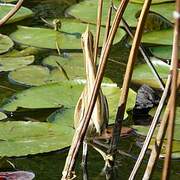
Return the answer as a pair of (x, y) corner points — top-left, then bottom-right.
(0, 0), (18, 2)
(1, 80), (136, 120)
(149, 107), (180, 125)
(10, 23), (125, 49)
(130, 0), (174, 4)
(0, 112), (7, 120)
(150, 46), (180, 60)
(8, 65), (63, 87)
(133, 124), (180, 158)
(0, 34), (14, 54)
(0, 3), (33, 24)
(141, 28), (173, 45)
(66, 0), (175, 27)
(66, 0), (141, 27)
(0, 119), (74, 157)
(132, 57), (180, 89)
(0, 55), (34, 72)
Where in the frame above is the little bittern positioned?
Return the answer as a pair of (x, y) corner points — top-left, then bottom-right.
(74, 27), (109, 167)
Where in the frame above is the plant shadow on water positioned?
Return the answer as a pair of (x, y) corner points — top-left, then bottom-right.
(0, 0), (179, 179)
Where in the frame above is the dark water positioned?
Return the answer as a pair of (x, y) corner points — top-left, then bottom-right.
(0, 0), (179, 179)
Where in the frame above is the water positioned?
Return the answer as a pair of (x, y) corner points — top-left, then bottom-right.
(0, 0), (179, 179)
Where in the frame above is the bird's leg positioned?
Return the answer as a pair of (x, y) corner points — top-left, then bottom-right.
(88, 141), (114, 175)
(81, 139), (89, 180)
(81, 139), (88, 167)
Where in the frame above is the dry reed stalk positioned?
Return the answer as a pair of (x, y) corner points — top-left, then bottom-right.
(162, 0), (180, 179)
(61, 0), (129, 179)
(142, 101), (170, 180)
(128, 75), (171, 180)
(102, 0), (113, 48)
(112, 4), (165, 90)
(109, 0), (152, 152)
(94, 0), (103, 64)
(0, 0), (24, 27)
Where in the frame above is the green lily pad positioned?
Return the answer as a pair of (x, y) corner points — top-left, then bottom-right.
(42, 54), (84, 69)
(0, 3), (33, 24)
(9, 22), (125, 49)
(130, 0), (174, 4)
(0, 0), (18, 2)
(42, 53), (85, 80)
(1, 80), (136, 120)
(0, 34), (14, 54)
(0, 112), (7, 120)
(142, 28), (173, 45)
(132, 57), (180, 89)
(0, 118), (74, 157)
(8, 65), (64, 87)
(149, 107), (180, 125)
(0, 55), (34, 72)
(66, 0), (175, 27)
(47, 87), (136, 124)
(8, 63), (84, 87)
(66, 0), (141, 27)
(133, 124), (180, 141)
(1, 82), (84, 112)
(133, 123), (180, 158)
(150, 46), (180, 60)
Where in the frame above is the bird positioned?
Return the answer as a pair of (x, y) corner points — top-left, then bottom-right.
(74, 26), (110, 169)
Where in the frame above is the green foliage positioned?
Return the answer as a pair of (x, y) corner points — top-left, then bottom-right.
(0, 34), (14, 54)
(0, 3), (33, 24)
(0, 55), (34, 72)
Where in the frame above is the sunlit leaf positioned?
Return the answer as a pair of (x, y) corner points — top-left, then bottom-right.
(141, 28), (173, 45)
(66, 0), (175, 27)
(150, 46), (180, 60)
(130, 0), (174, 4)
(0, 3), (33, 24)
(9, 23), (125, 49)
(0, 119), (74, 157)
(0, 112), (7, 120)
(0, 55), (34, 72)
(132, 57), (180, 89)
(0, 34), (14, 54)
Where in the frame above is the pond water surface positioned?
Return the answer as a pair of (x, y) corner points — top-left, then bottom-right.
(0, 0), (180, 179)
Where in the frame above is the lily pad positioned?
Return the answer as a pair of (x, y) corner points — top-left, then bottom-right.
(1, 80), (136, 120)
(0, 3), (33, 24)
(150, 46), (180, 60)
(42, 53), (84, 69)
(0, 55), (34, 72)
(133, 123), (180, 158)
(141, 28), (173, 45)
(42, 53), (85, 80)
(66, 0), (175, 27)
(133, 124), (180, 141)
(8, 64), (84, 87)
(66, 0), (141, 27)
(9, 23), (125, 49)
(132, 57), (180, 89)
(0, 0), (18, 2)
(1, 82), (83, 112)
(130, 0), (174, 4)
(149, 107), (180, 125)
(0, 112), (7, 120)
(47, 87), (136, 124)
(0, 34), (14, 54)
(0, 118), (74, 157)
(8, 65), (64, 87)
